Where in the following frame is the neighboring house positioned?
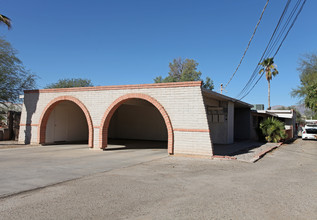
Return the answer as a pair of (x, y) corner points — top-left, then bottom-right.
(305, 119), (317, 125)
(0, 102), (22, 140)
(0, 102), (22, 125)
(18, 81), (253, 157)
(251, 109), (297, 140)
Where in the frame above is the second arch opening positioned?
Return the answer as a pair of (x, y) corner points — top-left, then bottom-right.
(106, 98), (168, 151)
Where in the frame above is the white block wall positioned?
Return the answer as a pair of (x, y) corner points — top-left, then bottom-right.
(19, 82), (213, 156)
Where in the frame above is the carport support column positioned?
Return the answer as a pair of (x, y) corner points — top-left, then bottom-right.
(92, 127), (102, 150)
(227, 101), (234, 144)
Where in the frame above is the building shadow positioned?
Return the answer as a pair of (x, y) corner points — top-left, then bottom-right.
(213, 140), (265, 156)
(24, 92), (39, 144)
(104, 139), (167, 151)
(0, 140), (24, 146)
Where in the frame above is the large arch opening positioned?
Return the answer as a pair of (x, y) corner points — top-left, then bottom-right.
(100, 94), (173, 154)
(44, 101), (88, 144)
(108, 98), (168, 149)
(38, 96), (93, 147)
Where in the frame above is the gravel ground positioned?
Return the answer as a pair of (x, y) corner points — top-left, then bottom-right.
(0, 139), (316, 219)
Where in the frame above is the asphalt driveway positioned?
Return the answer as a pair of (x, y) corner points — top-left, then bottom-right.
(0, 141), (167, 198)
(0, 139), (316, 219)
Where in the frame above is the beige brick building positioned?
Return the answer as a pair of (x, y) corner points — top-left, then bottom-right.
(19, 81), (251, 156)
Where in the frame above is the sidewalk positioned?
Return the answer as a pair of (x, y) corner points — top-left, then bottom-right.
(213, 140), (282, 163)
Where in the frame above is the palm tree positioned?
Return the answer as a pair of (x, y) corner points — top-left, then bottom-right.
(0, 14), (11, 29)
(260, 117), (287, 142)
(259, 57), (278, 110)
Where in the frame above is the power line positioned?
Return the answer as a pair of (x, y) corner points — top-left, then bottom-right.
(239, 72), (264, 100)
(237, 0), (307, 100)
(236, 0), (291, 99)
(223, 0), (270, 89)
(273, 0), (306, 57)
(237, 0), (291, 99)
(239, 0), (296, 98)
(266, 0), (302, 57)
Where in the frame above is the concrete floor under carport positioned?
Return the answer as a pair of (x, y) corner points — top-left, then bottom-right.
(106, 139), (167, 151)
(0, 141), (168, 198)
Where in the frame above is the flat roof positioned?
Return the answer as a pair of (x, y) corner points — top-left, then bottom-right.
(24, 81), (202, 94)
(253, 110), (294, 119)
(202, 88), (252, 108)
(23, 81), (252, 108)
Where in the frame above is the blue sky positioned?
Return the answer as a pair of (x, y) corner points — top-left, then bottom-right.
(2, 0), (316, 107)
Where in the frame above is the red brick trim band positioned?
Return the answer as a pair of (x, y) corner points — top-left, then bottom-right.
(174, 128), (210, 132)
(25, 81), (202, 94)
(20, 124), (39, 126)
(37, 96), (94, 148)
(99, 93), (174, 154)
(93, 126), (100, 129)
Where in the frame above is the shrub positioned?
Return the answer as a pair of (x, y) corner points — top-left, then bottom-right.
(260, 117), (287, 142)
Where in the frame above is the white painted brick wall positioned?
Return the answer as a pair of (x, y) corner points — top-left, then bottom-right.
(19, 84), (214, 156)
(93, 128), (100, 149)
(174, 131), (213, 155)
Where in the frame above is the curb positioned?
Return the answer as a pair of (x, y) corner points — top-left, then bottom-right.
(212, 155), (237, 161)
(172, 153), (212, 159)
(252, 142), (283, 163)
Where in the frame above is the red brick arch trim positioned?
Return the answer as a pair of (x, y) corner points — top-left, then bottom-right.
(38, 96), (94, 147)
(99, 93), (174, 154)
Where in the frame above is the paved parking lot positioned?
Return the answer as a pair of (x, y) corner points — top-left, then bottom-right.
(0, 139), (316, 219)
(0, 141), (167, 197)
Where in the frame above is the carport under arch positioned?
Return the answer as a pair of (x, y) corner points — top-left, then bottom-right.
(38, 96), (94, 147)
(99, 93), (174, 154)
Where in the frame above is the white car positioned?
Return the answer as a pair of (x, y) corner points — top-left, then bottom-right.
(302, 125), (317, 140)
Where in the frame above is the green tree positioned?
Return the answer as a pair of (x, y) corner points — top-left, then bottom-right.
(0, 14), (11, 29)
(45, 78), (93, 89)
(202, 77), (214, 90)
(303, 82), (317, 113)
(292, 53), (317, 114)
(260, 117), (287, 143)
(154, 58), (214, 90)
(259, 57), (279, 110)
(304, 108), (317, 120)
(0, 37), (36, 105)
